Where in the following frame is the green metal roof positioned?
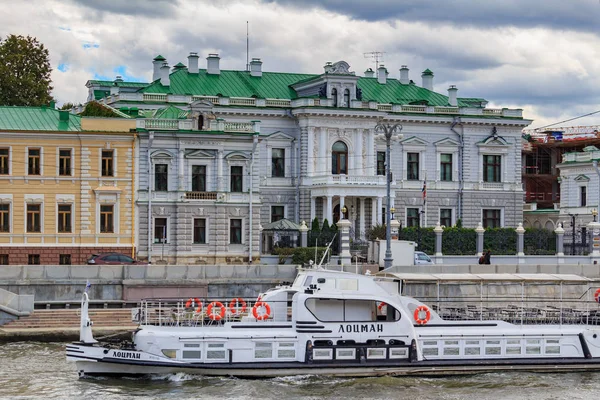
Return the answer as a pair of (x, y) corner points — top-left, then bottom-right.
(88, 80), (149, 88)
(139, 68), (478, 107)
(0, 106), (81, 131)
(153, 55), (166, 61)
(94, 89), (110, 100)
(152, 105), (189, 119)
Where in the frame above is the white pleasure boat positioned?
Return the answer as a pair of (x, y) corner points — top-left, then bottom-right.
(67, 268), (600, 378)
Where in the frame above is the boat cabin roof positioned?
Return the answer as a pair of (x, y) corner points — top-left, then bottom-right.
(377, 272), (592, 283)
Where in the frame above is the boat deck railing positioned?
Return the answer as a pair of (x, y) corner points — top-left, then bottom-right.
(138, 297), (290, 327)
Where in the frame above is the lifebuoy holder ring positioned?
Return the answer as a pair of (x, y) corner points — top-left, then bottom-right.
(207, 301), (226, 321)
(229, 298), (247, 315)
(252, 301), (271, 320)
(377, 302), (386, 311)
(185, 298), (202, 313)
(414, 305), (431, 325)
(594, 288), (600, 303)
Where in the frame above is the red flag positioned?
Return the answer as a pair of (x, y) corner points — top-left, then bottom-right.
(422, 180), (427, 205)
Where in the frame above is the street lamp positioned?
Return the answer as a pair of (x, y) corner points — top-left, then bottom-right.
(390, 207), (395, 220)
(375, 120), (403, 270)
(341, 205), (347, 219)
(593, 209), (598, 222)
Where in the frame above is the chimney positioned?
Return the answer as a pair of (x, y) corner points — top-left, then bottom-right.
(324, 62), (333, 74)
(207, 53), (220, 75)
(448, 85), (458, 106)
(250, 58), (262, 77)
(364, 68), (374, 78)
(111, 76), (122, 95)
(160, 62), (170, 86)
(421, 69), (434, 91)
(188, 52), (199, 74)
(399, 65), (409, 84)
(377, 64), (388, 84)
(58, 110), (69, 122)
(152, 55), (166, 81)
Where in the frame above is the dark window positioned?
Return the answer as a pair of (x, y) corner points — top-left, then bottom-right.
(440, 153), (452, 181)
(331, 88), (338, 107)
(581, 186), (587, 207)
(230, 219), (242, 244)
(440, 209), (452, 227)
(193, 218), (206, 244)
(59, 254), (71, 265)
(154, 218), (167, 243)
(58, 204), (72, 233)
(271, 206), (284, 222)
(101, 150), (114, 177)
(27, 204), (41, 232)
(0, 254), (8, 265)
(28, 254), (40, 265)
(155, 164), (168, 191)
(231, 166), (243, 192)
(377, 151), (386, 176)
(407, 153), (419, 180)
(407, 208), (420, 227)
(483, 209), (501, 228)
(28, 148), (40, 175)
(271, 148), (285, 177)
(0, 148), (9, 175)
(100, 205), (114, 233)
(343, 89), (350, 107)
(59, 149), (72, 176)
(118, 254), (134, 263)
(483, 155), (501, 182)
(192, 165), (206, 192)
(197, 115), (204, 130)
(0, 204), (9, 232)
(332, 141), (348, 174)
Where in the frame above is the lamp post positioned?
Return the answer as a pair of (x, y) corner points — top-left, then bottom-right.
(375, 120), (403, 269)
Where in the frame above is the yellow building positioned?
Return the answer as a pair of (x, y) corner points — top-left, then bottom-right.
(0, 106), (136, 264)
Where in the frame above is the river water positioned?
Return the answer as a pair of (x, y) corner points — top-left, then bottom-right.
(1, 342), (600, 400)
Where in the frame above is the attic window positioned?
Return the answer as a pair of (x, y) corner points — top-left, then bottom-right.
(343, 89), (350, 108)
(331, 88), (338, 107)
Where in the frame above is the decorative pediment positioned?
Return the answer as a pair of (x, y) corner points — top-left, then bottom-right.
(434, 138), (460, 147)
(478, 136), (509, 146)
(190, 99), (215, 111)
(225, 151), (249, 161)
(328, 61), (354, 75)
(267, 131), (294, 142)
(575, 174), (590, 182)
(150, 150), (175, 159)
(185, 149), (216, 159)
(399, 136), (429, 147)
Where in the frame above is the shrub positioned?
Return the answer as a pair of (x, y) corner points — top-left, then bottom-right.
(442, 227), (476, 255)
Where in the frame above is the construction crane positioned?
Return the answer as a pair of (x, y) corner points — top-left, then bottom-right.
(364, 51), (386, 70)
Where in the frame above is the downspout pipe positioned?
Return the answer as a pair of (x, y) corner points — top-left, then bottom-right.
(451, 117), (464, 221)
(248, 131), (259, 263)
(147, 132), (154, 263)
(294, 138), (300, 223)
(593, 160), (600, 211)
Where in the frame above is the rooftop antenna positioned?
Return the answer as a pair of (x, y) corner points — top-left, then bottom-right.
(364, 51), (386, 70)
(246, 21), (249, 72)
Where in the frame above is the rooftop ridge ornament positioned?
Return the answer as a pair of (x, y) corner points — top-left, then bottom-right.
(328, 61), (354, 75)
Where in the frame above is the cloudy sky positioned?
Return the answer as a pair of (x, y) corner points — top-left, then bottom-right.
(3, 0), (600, 129)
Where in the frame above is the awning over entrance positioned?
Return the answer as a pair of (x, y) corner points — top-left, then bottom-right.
(261, 218), (302, 232)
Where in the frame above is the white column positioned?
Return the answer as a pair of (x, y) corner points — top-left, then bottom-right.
(355, 129), (363, 176)
(217, 150), (224, 192)
(340, 195), (345, 212)
(359, 197), (365, 239)
(319, 129), (327, 175)
(178, 149), (185, 190)
(371, 198), (377, 227)
(326, 195), (333, 223)
(367, 129), (375, 176)
(310, 196), (316, 223)
(307, 127), (314, 176)
(377, 196), (383, 225)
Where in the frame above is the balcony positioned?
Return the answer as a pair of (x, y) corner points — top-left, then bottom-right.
(525, 192), (560, 203)
(185, 192), (218, 200)
(311, 175), (390, 186)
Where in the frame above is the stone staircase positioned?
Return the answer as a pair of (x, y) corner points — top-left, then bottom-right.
(1, 309), (137, 329)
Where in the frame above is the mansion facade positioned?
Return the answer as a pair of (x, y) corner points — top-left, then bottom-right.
(85, 53), (531, 264)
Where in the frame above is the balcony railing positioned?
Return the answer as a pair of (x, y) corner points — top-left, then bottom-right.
(525, 192), (560, 203)
(185, 192), (218, 200)
(312, 175), (389, 186)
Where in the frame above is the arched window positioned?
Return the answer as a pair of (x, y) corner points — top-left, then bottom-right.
(197, 115), (204, 130)
(343, 89), (350, 107)
(331, 88), (338, 107)
(332, 141), (348, 175)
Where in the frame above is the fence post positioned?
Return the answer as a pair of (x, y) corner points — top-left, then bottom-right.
(336, 219), (352, 267)
(299, 221), (308, 248)
(475, 222), (485, 257)
(587, 217), (600, 264)
(516, 223), (525, 264)
(555, 223), (564, 264)
(434, 221), (444, 263)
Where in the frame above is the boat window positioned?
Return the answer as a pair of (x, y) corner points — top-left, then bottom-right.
(182, 350), (202, 359)
(506, 347), (521, 355)
(506, 339), (520, 345)
(485, 346), (501, 355)
(184, 343), (201, 348)
(255, 342), (273, 359)
(304, 298), (400, 322)
(526, 346), (541, 355)
(443, 347), (460, 356)
(336, 348), (356, 359)
(390, 348), (408, 359)
(422, 348), (438, 356)
(206, 343), (226, 360)
(277, 342), (296, 358)
(464, 347), (480, 356)
(161, 349), (177, 358)
(366, 348), (386, 359)
(303, 275), (313, 287)
(313, 348), (333, 360)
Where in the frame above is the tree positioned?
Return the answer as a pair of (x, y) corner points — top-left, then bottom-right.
(0, 35), (53, 106)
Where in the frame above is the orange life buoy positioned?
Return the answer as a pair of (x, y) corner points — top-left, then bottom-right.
(252, 301), (271, 320)
(185, 297), (201, 309)
(414, 305), (431, 325)
(377, 302), (386, 311)
(229, 298), (247, 315)
(207, 301), (226, 321)
(594, 288), (600, 303)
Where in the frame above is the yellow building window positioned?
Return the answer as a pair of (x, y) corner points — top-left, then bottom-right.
(100, 205), (114, 233)
(59, 149), (72, 176)
(0, 204), (9, 232)
(0, 149), (9, 175)
(28, 148), (41, 175)
(58, 204), (72, 233)
(101, 150), (114, 177)
(27, 204), (41, 232)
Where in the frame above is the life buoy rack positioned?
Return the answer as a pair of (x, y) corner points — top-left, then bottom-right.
(207, 301), (226, 321)
(377, 302), (386, 311)
(252, 301), (271, 320)
(185, 298), (202, 313)
(229, 298), (248, 315)
(414, 305), (431, 325)
(594, 288), (600, 303)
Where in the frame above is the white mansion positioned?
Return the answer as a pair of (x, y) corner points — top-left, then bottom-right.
(87, 53), (531, 264)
